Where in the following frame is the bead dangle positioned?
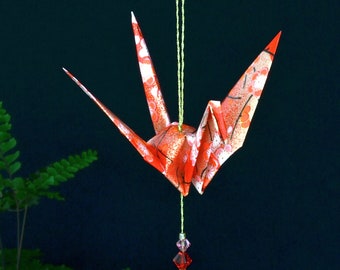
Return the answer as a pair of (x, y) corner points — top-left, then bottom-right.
(173, 233), (192, 269)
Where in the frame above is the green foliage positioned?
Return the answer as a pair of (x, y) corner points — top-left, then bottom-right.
(0, 101), (98, 269)
(0, 102), (21, 179)
(0, 149), (98, 211)
(0, 249), (73, 270)
(0, 101), (98, 211)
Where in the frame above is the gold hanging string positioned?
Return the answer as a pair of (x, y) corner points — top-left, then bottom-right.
(176, 0), (185, 235)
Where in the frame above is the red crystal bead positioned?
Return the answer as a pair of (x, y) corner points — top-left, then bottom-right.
(173, 251), (192, 269)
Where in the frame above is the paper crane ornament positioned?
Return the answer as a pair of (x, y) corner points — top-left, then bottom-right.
(63, 12), (281, 196)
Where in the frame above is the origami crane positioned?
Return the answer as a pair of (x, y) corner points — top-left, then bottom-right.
(63, 12), (281, 196)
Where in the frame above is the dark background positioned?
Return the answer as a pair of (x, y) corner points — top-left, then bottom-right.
(0, 1), (338, 269)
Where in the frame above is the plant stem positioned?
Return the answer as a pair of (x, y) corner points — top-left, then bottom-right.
(15, 203), (27, 270)
(16, 203), (20, 270)
(17, 205), (27, 270)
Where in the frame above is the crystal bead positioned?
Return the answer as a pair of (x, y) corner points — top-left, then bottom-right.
(176, 238), (191, 252)
(173, 251), (192, 269)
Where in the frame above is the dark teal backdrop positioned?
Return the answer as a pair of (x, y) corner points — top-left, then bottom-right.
(0, 1), (338, 269)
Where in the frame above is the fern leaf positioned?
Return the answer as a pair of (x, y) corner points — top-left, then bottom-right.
(0, 102), (21, 178)
(27, 149), (98, 202)
(0, 122), (11, 132)
(9, 161), (21, 175)
(4, 150), (20, 164)
(0, 131), (11, 141)
(0, 102), (98, 210)
(0, 138), (17, 154)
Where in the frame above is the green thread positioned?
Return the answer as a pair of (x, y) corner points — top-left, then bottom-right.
(180, 193), (184, 233)
(176, 0), (185, 235)
(180, 0), (185, 128)
(176, 0), (185, 132)
(176, 0), (180, 128)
